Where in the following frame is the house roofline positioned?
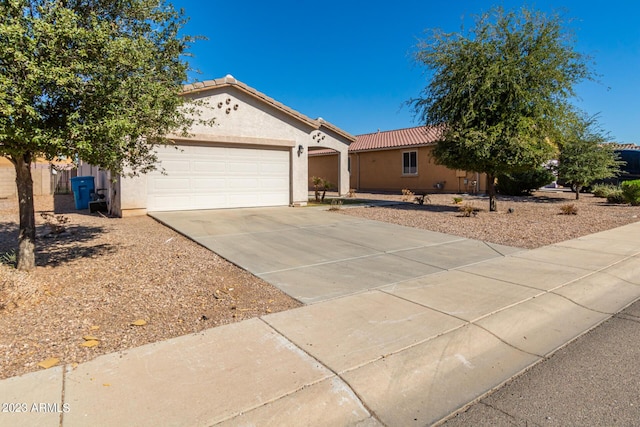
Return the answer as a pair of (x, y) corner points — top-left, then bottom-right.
(182, 75), (356, 142)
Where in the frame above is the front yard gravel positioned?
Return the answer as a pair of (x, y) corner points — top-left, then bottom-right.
(1, 189), (639, 380)
(0, 195), (301, 380)
(340, 190), (640, 249)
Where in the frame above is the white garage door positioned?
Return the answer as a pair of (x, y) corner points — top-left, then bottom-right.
(147, 144), (290, 211)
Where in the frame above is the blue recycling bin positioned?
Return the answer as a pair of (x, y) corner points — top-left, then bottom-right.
(70, 176), (95, 210)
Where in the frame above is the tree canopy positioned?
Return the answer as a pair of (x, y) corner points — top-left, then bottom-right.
(556, 113), (622, 199)
(411, 6), (594, 211)
(0, 0), (207, 270)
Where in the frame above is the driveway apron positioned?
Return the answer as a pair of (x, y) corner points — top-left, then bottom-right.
(149, 206), (522, 304)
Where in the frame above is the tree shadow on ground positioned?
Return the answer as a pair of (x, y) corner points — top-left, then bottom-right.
(373, 202), (462, 214)
(0, 222), (116, 268)
(498, 194), (576, 204)
(35, 224), (116, 267)
(0, 222), (19, 254)
(52, 194), (113, 217)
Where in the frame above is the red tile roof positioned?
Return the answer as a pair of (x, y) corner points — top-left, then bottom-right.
(349, 126), (443, 152)
(308, 125), (443, 156)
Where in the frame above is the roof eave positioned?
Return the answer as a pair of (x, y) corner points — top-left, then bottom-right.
(182, 76), (355, 141)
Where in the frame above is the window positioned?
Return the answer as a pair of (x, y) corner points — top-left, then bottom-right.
(403, 151), (417, 175)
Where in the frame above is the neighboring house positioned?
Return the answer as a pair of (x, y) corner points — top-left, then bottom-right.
(0, 157), (73, 198)
(79, 75), (354, 217)
(608, 143), (640, 183)
(309, 126), (486, 194)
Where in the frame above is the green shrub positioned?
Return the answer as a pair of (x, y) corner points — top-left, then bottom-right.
(591, 183), (619, 198)
(621, 180), (640, 205)
(0, 249), (17, 267)
(497, 167), (555, 196)
(607, 191), (626, 204)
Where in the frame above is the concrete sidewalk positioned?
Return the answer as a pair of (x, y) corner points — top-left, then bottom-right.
(1, 211), (639, 426)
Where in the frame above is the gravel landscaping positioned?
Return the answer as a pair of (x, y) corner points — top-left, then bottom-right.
(0, 195), (301, 380)
(1, 189), (639, 380)
(339, 190), (640, 249)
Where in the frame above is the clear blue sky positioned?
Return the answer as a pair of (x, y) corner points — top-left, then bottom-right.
(171, 0), (639, 143)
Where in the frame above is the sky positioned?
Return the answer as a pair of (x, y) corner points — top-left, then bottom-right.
(170, 0), (640, 143)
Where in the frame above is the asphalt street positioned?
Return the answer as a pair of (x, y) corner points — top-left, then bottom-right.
(442, 298), (640, 426)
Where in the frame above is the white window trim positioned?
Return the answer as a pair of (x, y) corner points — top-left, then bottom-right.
(402, 150), (418, 175)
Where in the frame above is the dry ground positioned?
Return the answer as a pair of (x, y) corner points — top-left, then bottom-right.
(0, 195), (302, 380)
(1, 190), (639, 380)
(338, 190), (640, 249)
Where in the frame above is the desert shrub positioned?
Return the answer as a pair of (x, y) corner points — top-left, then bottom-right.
(559, 204), (578, 215)
(496, 167), (555, 196)
(591, 183), (619, 198)
(328, 199), (343, 211)
(452, 196), (463, 204)
(40, 213), (69, 234)
(621, 180), (640, 206)
(459, 203), (479, 217)
(417, 194), (431, 205)
(401, 188), (415, 202)
(606, 191), (626, 204)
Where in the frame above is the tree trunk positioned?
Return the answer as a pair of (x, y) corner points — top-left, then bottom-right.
(12, 154), (36, 271)
(487, 173), (497, 212)
(575, 186), (581, 200)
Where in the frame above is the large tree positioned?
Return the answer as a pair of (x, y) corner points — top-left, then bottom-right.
(556, 113), (622, 199)
(1, 0), (207, 271)
(411, 6), (593, 211)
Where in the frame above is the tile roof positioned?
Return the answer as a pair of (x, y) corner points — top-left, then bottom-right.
(349, 126), (443, 152)
(182, 75), (355, 142)
(607, 142), (640, 151)
(308, 125), (443, 156)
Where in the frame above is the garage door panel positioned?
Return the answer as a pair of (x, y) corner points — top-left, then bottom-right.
(227, 162), (260, 174)
(193, 178), (226, 189)
(152, 178), (191, 191)
(258, 192), (290, 205)
(193, 194), (227, 208)
(194, 161), (226, 173)
(227, 177), (259, 189)
(159, 160), (191, 172)
(228, 194), (259, 205)
(154, 195), (192, 208)
(226, 148), (253, 159)
(147, 145), (290, 211)
(260, 162), (289, 175)
(260, 177), (289, 190)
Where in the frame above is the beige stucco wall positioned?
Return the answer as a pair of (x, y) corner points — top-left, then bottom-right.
(309, 146), (487, 195)
(81, 83), (351, 216)
(308, 152), (339, 191)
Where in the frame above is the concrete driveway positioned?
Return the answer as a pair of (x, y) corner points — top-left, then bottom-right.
(149, 206), (522, 304)
(5, 207), (640, 426)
